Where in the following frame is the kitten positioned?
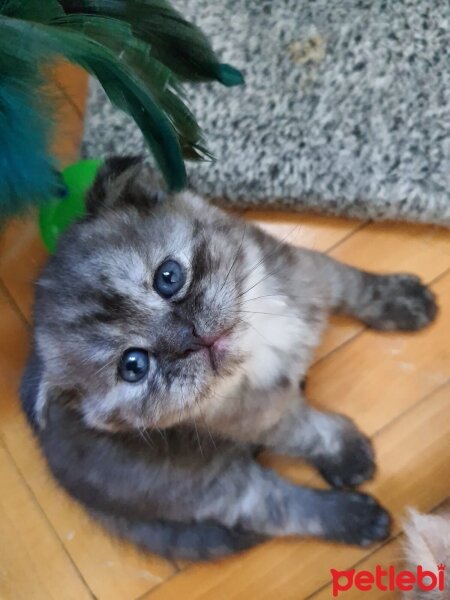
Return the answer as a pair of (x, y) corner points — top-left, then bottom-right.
(21, 157), (437, 560)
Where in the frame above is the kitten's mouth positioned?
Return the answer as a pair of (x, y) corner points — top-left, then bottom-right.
(207, 333), (230, 373)
(180, 329), (233, 373)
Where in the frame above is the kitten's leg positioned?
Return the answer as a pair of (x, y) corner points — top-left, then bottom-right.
(297, 249), (437, 331)
(171, 463), (390, 548)
(334, 270), (437, 331)
(42, 402), (389, 550)
(88, 461), (390, 550)
(90, 510), (266, 560)
(261, 401), (375, 488)
(89, 474), (389, 557)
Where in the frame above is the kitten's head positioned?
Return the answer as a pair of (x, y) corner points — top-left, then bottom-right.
(33, 158), (253, 431)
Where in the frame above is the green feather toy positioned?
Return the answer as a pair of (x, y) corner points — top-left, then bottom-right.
(0, 0), (243, 219)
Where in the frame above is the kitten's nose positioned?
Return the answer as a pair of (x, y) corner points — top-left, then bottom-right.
(176, 323), (204, 355)
(176, 324), (220, 356)
(195, 333), (222, 347)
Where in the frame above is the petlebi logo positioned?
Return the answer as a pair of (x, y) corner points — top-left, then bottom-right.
(330, 563), (446, 597)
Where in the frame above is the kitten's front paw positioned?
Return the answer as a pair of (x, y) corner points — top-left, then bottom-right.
(329, 492), (391, 547)
(317, 431), (375, 488)
(365, 274), (437, 331)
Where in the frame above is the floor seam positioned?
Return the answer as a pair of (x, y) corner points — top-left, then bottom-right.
(0, 279), (30, 329)
(324, 220), (371, 255)
(54, 79), (84, 120)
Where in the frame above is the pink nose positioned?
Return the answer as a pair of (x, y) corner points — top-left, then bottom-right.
(197, 333), (223, 347)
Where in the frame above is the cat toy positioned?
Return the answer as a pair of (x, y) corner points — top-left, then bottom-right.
(0, 0), (243, 241)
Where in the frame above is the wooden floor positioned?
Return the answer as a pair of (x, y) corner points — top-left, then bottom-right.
(0, 64), (449, 600)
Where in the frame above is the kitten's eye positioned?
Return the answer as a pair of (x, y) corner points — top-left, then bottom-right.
(118, 349), (149, 383)
(154, 259), (185, 299)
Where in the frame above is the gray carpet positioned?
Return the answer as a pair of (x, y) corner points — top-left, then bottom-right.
(82, 0), (450, 225)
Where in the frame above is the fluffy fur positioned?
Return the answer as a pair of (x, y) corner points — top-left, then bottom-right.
(402, 508), (450, 600)
(21, 158), (438, 560)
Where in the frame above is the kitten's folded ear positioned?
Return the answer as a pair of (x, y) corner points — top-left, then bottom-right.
(20, 347), (78, 431)
(20, 347), (50, 429)
(85, 156), (168, 217)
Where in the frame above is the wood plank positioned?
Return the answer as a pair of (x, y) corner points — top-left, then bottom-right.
(330, 221), (450, 275)
(51, 61), (88, 117)
(0, 289), (176, 600)
(0, 441), (91, 600)
(311, 538), (403, 600)
(0, 218), (47, 322)
(37, 61), (86, 168)
(244, 211), (364, 253)
(314, 314), (362, 363)
(144, 384), (450, 600)
(50, 90), (84, 167)
(315, 221), (450, 361)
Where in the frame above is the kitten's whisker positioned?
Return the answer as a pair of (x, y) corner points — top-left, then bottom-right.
(211, 224), (298, 315)
(137, 415), (154, 446)
(137, 424), (154, 449)
(231, 223), (301, 303)
(192, 414), (205, 457)
(219, 223), (248, 297)
(154, 427), (167, 445)
(238, 224), (300, 286)
(179, 380), (204, 457)
(240, 293), (289, 305)
(220, 291), (291, 314)
(92, 357), (118, 377)
(196, 222), (215, 298)
(236, 264), (282, 300)
(239, 310), (304, 319)
(191, 382), (217, 450)
(243, 320), (272, 345)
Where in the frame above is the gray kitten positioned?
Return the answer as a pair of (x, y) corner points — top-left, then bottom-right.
(21, 158), (437, 560)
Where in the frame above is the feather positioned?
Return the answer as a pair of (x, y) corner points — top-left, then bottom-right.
(0, 77), (59, 217)
(52, 14), (210, 160)
(0, 0), (243, 217)
(57, 1), (244, 85)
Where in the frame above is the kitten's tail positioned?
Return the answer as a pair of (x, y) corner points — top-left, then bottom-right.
(92, 510), (266, 560)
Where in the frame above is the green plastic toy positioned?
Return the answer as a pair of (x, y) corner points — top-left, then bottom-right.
(39, 159), (103, 253)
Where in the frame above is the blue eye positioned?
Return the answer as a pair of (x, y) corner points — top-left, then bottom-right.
(154, 259), (185, 299)
(118, 349), (149, 383)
